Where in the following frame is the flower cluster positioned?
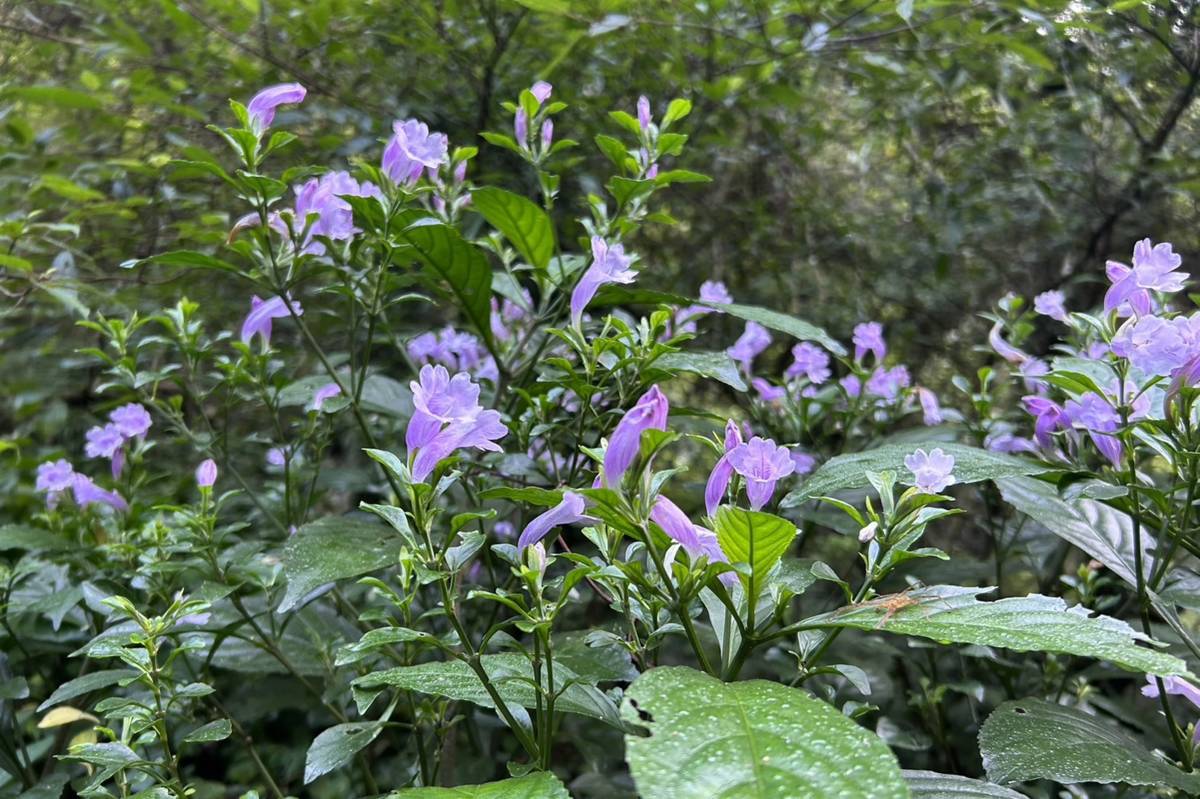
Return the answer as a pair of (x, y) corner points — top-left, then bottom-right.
(38, 402), (153, 511)
(408, 327), (498, 381)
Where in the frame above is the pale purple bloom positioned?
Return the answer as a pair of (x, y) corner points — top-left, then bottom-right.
(266, 447), (287, 467)
(727, 436), (797, 510)
(491, 291), (533, 342)
(705, 420), (745, 517)
(541, 119), (553, 150)
(411, 409), (507, 482)
(196, 459), (218, 488)
(246, 83), (306, 133)
(241, 295), (302, 347)
(904, 448), (956, 493)
(110, 404), (151, 439)
(494, 521), (515, 539)
(604, 385), (669, 486)
(988, 322), (1028, 365)
(785, 342), (830, 383)
(840, 374), (862, 398)
(530, 81), (553, 105)
(1142, 675), (1200, 743)
(1112, 314), (1200, 376)
(514, 108), (529, 146)
(986, 432), (1038, 454)
(36, 459), (75, 493)
(650, 495), (704, 553)
(571, 236), (637, 325)
(1034, 290), (1069, 322)
(752, 378), (786, 404)
(85, 424), (124, 460)
(1021, 358), (1051, 394)
(1109, 379), (1151, 421)
(700, 280), (732, 305)
(852, 322), (886, 363)
(790, 448), (817, 475)
(72, 474), (128, 512)
(310, 383), (342, 412)
(408, 365), (482, 450)
(1023, 395), (1070, 448)
(383, 119), (450, 185)
(1064, 392), (1123, 466)
(916, 387), (943, 425)
(1105, 239), (1186, 317)
(407, 331), (442, 365)
(637, 95), (652, 132)
(866, 365), (911, 401)
(291, 172), (380, 255)
(727, 322), (772, 370)
(518, 491), (588, 550)
(1086, 341), (1111, 360)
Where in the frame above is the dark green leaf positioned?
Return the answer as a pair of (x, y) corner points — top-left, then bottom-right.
(279, 517), (400, 612)
(472, 187), (555, 271)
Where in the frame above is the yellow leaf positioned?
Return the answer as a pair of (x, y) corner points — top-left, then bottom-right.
(38, 706), (98, 728)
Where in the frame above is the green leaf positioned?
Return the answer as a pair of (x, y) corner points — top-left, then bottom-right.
(0, 524), (71, 552)
(353, 654), (622, 727)
(979, 698), (1200, 792)
(903, 770), (1025, 798)
(38, 669), (135, 711)
(0, 254), (33, 272)
(385, 772), (570, 798)
(717, 302), (845, 355)
(399, 222), (495, 351)
(661, 98), (693, 127)
(471, 187), (555, 271)
(653, 350), (747, 391)
(714, 507), (797, 596)
(477, 486), (564, 506)
(803, 585), (1187, 675)
(782, 443), (1051, 507)
(183, 718), (232, 743)
(304, 722), (384, 784)
(279, 517), (401, 612)
(4, 86), (104, 110)
(120, 250), (242, 274)
(622, 666), (908, 798)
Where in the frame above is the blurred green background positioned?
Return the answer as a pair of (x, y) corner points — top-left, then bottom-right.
(3, 0), (1199, 404)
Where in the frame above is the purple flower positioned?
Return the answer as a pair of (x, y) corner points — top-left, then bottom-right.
(700, 280), (732, 305)
(541, 119), (553, 150)
(840, 374), (862, 398)
(852, 322), (886, 363)
(916, 387), (943, 425)
(727, 437), (797, 510)
(604, 385), (669, 486)
(494, 520), (515, 539)
(1112, 314), (1200, 376)
(785, 342), (830, 383)
(650, 495), (705, 553)
(904, 448), (956, 493)
(1064, 392), (1123, 466)
(1034, 290), (1069, 322)
(514, 107), (529, 146)
(571, 236), (637, 325)
(72, 474), (128, 512)
(292, 172), (381, 255)
(866, 365), (911, 401)
(1021, 358), (1051, 395)
(986, 432), (1038, 454)
(727, 322), (772, 370)
(1143, 675), (1200, 742)
(988, 322), (1028, 365)
(790, 447), (817, 475)
(407, 365), (482, 450)
(705, 420), (745, 516)
(1022, 395), (1070, 448)
(531, 81), (553, 105)
(266, 447), (287, 467)
(110, 404), (151, 438)
(85, 424), (124, 460)
(241, 295), (302, 348)
(246, 83), (306, 133)
(637, 95), (652, 132)
(310, 383), (342, 412)
(383, 119), (450, 185)
(1105, 238), (1186, 317)
(518, 491), (588, 550)
(196, 459), (218, 488)
(36, 459), (75, 493)
(752, 378), (786, 404)
(411, 409), (507, 482)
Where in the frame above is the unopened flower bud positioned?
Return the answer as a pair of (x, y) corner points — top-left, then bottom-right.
(858, 521), (878, 544)
(196, 458), (218, 488)
(514, 108), (529, 146)
(541, 118), (553, 150)
(637, 95), (652, 133)
(527, 541), (547, 577)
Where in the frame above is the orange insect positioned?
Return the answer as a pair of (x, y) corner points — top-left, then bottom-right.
(837, 588), (925, 628)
